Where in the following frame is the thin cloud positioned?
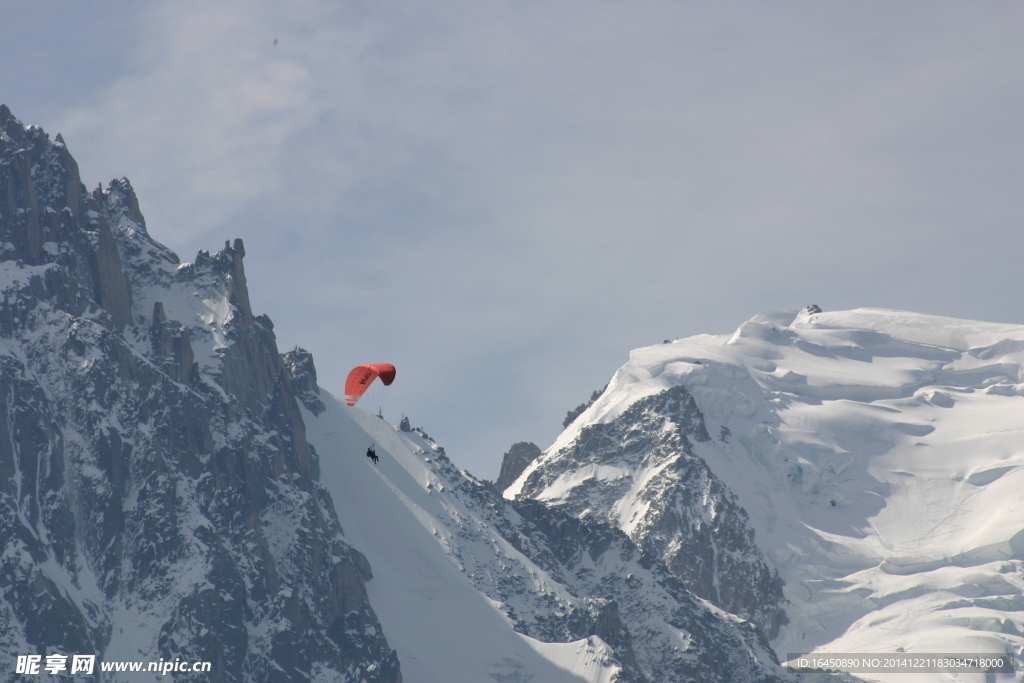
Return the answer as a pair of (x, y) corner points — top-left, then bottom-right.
(58, 0), (319, 243)
(12, 0), (1019, 478)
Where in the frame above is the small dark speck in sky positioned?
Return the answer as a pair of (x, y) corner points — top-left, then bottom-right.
(273, 38), (278, 45)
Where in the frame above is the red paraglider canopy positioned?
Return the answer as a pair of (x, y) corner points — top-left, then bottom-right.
(344, 363), (396, 406)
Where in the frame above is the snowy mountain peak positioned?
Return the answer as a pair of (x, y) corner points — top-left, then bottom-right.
(508, 307), (1024, 681)
(0, 107), (134, 330)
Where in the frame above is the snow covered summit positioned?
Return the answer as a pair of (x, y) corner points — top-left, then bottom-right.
(507, 307), (1024, 682)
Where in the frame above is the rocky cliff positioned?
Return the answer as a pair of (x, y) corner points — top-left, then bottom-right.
(509, 383), (787, 639)
(0, 105), (400, 682)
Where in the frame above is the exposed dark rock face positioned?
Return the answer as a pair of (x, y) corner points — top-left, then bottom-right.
(0, 104), (133, 330)
(283, 348), (326, 417)
(0, 107), (399, 681)
(151, 301), (196, 384)
(515, 384), (788, 640)
(496, 441), (541, 491)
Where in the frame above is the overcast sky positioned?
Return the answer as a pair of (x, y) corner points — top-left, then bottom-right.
(3, 1), (1021, 479)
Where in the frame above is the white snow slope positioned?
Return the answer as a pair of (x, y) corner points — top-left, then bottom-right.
(308, 396), (619, 683)
(508, 308), (1024, 683)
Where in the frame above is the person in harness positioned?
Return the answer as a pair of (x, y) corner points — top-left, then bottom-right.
(366, 445), (379, 464)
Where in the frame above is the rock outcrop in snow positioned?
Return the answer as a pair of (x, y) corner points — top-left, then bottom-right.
(563, 385), (608, 428)
(496, 441), (541, 491)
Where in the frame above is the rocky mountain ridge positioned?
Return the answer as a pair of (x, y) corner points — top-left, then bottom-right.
(0, 105), (399, 682)
(508, 384), (787, 639)
(309, 395), (829, 683)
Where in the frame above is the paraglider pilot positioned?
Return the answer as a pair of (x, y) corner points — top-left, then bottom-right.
(366, 446), (379, 464)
